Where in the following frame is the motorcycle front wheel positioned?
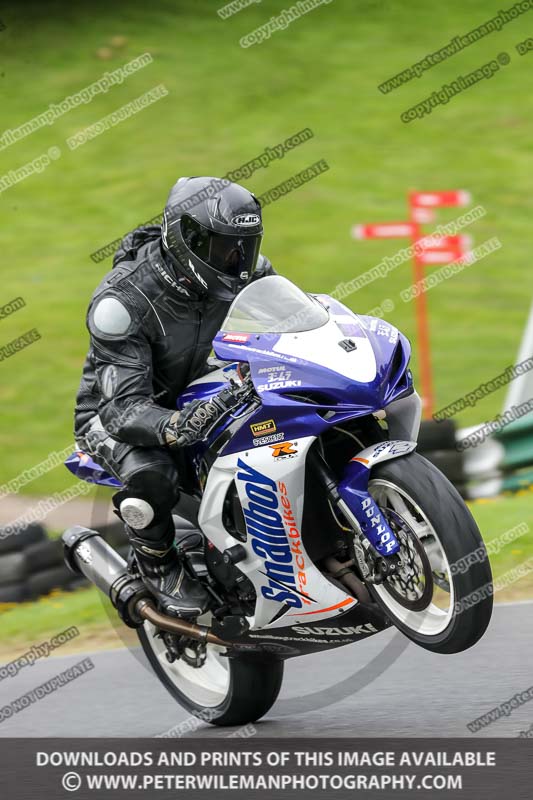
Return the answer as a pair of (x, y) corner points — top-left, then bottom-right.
(366, 451), (492, 654)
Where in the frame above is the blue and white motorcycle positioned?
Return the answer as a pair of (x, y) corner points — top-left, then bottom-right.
(63, 276), (493, 726)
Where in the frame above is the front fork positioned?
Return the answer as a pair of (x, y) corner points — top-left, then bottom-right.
(311, 440), (417, 573)
(337, 459), (401, 558)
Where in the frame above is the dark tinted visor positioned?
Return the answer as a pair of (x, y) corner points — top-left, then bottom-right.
(181, 215), (261, 278)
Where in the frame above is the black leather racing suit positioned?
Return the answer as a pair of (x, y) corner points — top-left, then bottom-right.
(74, 224), (275, 541)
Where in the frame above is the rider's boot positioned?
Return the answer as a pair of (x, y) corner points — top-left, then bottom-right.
(128, 528), (211, 619)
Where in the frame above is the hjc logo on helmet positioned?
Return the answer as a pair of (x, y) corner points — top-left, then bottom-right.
(232, 214), (261, 227)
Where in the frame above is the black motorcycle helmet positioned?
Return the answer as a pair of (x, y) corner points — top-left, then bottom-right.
(161, 176), (263, 300)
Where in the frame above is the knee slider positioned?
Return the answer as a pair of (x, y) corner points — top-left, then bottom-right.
(119, 498), (155, 530)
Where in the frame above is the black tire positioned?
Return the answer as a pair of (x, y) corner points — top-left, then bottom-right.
(422, 449), (465, 484)
(0, 552), (28, 584)
(67, 576), (90, 591)
(0, 581), (28, 603)
(0, 523), (46, 555)
(26, 564), (74, 599)
(368, 451), (492, 654)
(417, 419), (456, 452)
(24, 538), (64, 572)
(137, 624), (284, 727)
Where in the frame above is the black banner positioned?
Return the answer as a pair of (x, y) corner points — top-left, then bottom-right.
(0, 738), (529, 799)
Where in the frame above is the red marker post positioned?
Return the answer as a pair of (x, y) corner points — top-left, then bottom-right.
(416, 235), (469, 264)
(409, 190), (471, 208)
(353, 190), (472, 418)
(352, 222), (418, 239)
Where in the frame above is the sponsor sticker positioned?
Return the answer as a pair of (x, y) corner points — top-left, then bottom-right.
(77, 543), (93, 565)
(292, 624), (378, 636)
(188, 260), (208, 289)
(225, 343), (299, 363)
(232, 213), (261, 227)
(101, 365), (118, 399)
(351, 440), (413, 465)
(279, 480), (310, 604)
(369, 318), (399, 344)
(236, 459), (311, 608)
(257, 379), (302, 392)
(361, 496), (397, 554)
(257, 365), (286, 375)
(250, 419), (277, 436)
(222, 333), (250, 343)
(252, 432), (284, 447)
(270, 441), (298, 459)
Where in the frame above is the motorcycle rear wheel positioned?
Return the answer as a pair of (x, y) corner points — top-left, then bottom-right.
(137, 620), (284, 727)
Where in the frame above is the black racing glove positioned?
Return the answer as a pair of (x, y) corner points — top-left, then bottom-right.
(162, 384), (250, 447)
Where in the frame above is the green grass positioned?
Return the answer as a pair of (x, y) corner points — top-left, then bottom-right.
(0, 584), (139, 658)
(469, 490), (533, 597)
(0, 0), (532, 495)
(0, 587), (111, 644)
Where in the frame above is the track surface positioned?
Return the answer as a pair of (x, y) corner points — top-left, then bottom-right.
(0, 603), (530, 738)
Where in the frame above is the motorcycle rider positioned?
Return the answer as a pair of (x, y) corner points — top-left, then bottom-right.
(74, 176), (275, 618)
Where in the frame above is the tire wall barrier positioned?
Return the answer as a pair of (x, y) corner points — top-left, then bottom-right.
(417, 419), (467, 497)
(0, 522), (129, 604)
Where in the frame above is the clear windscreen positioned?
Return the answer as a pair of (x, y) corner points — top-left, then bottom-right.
(221, 275), (329, 334)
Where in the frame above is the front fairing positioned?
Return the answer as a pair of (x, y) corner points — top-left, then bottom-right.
(213, 295), (412, 411)
(181, 290), (414, 458)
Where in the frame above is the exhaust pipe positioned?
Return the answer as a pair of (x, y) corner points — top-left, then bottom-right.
(62, 526), (228, 645)
(135, 598), (228, 644)
(63, 526), (128, 596)
(324, 555), (372, 604)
